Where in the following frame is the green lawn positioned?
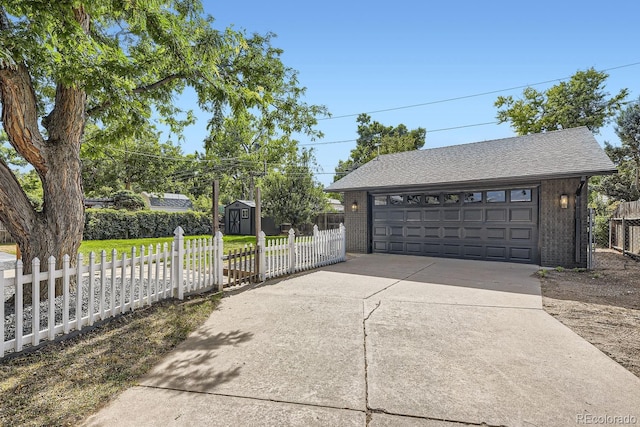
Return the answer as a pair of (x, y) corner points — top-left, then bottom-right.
(1, 234), (283, 262)
(78, 234), (276, 261)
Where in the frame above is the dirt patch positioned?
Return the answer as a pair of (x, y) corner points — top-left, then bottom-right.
(540, 249), (640, 378)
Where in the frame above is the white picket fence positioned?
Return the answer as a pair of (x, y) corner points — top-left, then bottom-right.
(1, 224), (345, 358)
(261, 225), (346, 279)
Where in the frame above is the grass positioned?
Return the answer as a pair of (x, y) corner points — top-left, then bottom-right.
(1, 234), (282, 263)
(0, 292), (221, 426)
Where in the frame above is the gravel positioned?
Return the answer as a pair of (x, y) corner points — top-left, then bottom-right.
(3, 276), (174, 345)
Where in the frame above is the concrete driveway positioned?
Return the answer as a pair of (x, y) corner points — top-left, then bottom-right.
(83, 254), (640, 426)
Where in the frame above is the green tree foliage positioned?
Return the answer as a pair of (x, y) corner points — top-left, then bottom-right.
(262, 150), (326, 229)
(593, 98), (640, 202)
(81, 129), (192, 196)
(205, 111), (299, 200)
(334, 114), (426, 180)
(0, 1), (326, 276)
(495, 68), (628, 135)
(111, 190), (148, 211)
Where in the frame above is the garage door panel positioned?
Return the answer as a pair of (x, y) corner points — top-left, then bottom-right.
(443, 227), (460, 238)
(443, 210), (460, 221)
(389, 242), (404, 252)
(463, 209), (483, 221)
(486, 228), (506, 239)
(406, 242), (422, 253)
(425, 227), (440, 238)
(510, 228), (532, 241)
(373, 241), (388, 251)
(443, 244), (461, 256)
(406, 226), (422, 237)
(406, 210), (422, 221)
(463, 245), (483, 258)
(424, 210), (440, 221)
(510, 208), (533, 222)
(389, 226), (403, 236)
(373, 226), (387, 237)
(463, 227), (482, 239)
(373, 211), (388, 221)
(486, 246), (507, 260)
(510, 247), (532, 262)
(486, 209), (507, 221)
(389, 211), (404, 221)
(424, 243), (441, 255)
(371, 187), (538, 264)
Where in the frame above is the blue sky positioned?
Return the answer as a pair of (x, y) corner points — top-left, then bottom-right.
(173, 1), (640, 186)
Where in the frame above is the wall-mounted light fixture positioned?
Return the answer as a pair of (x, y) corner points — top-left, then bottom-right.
(351, 201), (358, 212)
(560, 194), (569, 209)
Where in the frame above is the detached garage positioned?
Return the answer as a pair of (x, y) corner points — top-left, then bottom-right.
(326, 127), (616, 268)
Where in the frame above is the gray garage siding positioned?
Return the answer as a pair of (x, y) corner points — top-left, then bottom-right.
(371, 187), (539, 264)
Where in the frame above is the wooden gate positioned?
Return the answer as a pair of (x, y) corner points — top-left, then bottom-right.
(223, 245), (259, 286)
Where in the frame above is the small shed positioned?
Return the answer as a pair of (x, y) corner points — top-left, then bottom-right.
(225, 200), (256, 235)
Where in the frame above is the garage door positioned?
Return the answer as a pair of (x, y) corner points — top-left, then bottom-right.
(371, 188), (539, 263)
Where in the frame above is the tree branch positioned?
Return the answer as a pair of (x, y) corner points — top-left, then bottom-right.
(86, 73), (186, 118)
(0, 158), (38, 245)
(0, 63), (48, 174)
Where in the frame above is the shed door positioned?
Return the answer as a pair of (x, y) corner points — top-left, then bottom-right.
(228, 209), (241, 234)
(371, 188), (539, 264)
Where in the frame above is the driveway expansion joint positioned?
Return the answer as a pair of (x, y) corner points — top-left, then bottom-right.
(367, 407), (509, 426)
(364, 262), (435, 299)
(138, 384), (365, 414)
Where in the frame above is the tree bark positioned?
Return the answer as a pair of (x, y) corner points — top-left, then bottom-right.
(0, 6), (88, 299)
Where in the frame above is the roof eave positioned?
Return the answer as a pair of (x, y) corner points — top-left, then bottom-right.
(324, 168), (618, 193)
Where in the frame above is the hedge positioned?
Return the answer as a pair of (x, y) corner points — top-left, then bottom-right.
(84, 209), (212, 240)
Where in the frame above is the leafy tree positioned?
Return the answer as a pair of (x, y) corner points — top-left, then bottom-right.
(0, 1), (325, 284)
(111, 190), (148, 211)
(335, 114), (426, 180)
(262, 150), (326, 230)
(82, 130), (188, 195)
(205, 111), (298, 200)
(495, 68), (628, 135)
(593, 99), (640, 202)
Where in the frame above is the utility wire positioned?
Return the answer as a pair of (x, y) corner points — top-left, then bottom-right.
(318, 61), (640, 120)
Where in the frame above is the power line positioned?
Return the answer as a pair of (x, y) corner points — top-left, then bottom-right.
(318, 61), (640, 120)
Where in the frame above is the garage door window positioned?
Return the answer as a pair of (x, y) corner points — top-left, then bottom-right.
(486, 190), (506, 203)
(425, 195), (440, 205)
(390, 195), (403, 205)
(374, 196), (387, 206)
(444, 193), (460, 204)
(510, 189), (532, 202)
(407, 194), (421, 204)
(464, 192), (482, 203)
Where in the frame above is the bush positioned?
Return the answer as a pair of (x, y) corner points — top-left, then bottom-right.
(111, 190), (148, 211)
(594, 215), (610, 247)
(84, 209), (212, 240)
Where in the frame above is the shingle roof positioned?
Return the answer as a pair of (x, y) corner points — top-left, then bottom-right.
(142, 192), (193, 209)
(225, 200), (256, 208)
(326, 127), (616, 192)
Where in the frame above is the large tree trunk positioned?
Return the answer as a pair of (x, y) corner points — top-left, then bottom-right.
(0, 6), (88, 300)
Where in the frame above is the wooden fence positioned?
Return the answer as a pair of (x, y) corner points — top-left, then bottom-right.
(609, 201), (640, 259)
(1, 224), (345, 358)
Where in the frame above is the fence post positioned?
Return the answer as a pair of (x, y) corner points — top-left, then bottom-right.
(609, 218), (612, 249)
(258, 231), (266, 282)
(215, 231), (224, 292)
(173, 226), (185, 300)
(622, 217), (626, 256)
(288, 228), (296, 274)
(339, 223), (346, 260)
(0, 269), (4, 358)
